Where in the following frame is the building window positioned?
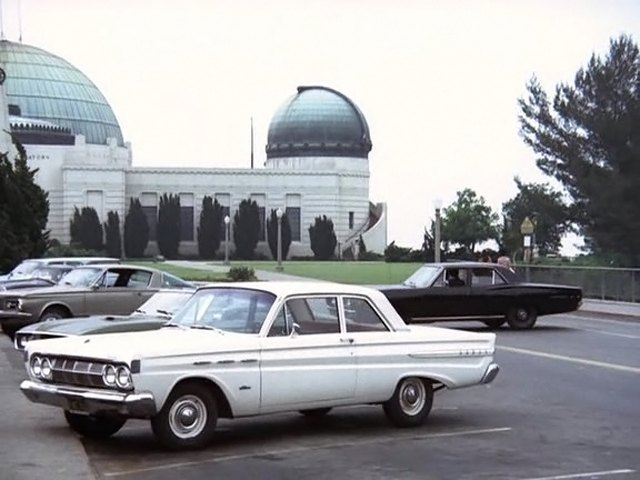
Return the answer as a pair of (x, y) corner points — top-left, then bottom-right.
(285, 194), (301, 242)
(140, 192), (158, 241)
(286, 207), (301, 242)
(349, 211), (354, 230)
(179, 193), (194, 242)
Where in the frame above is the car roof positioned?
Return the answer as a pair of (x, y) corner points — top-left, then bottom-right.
(197, 280), (383, 297)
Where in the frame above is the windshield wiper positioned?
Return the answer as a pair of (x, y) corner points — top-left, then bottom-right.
(134, 309), (146, 314)
(162, 322), (187, 329)
(189, 324), (225, 334)
(155, 309), (172, 316)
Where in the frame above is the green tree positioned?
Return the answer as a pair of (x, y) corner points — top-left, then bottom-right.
(104, 211), (122, 258)
(266, 209), (292, 261)
(0, 143), (49, 272)
(233, 198), (260, 259)
(309, 215), (337, 260)
(518, 34), (640, 265)
(501, 178), (574, 256)
(124, 198), (149, 258)
(69, 206), (103, 251)
(440, 188), (499, 253)
(157, 193), (181, 259)
(197, 196), (223, 259)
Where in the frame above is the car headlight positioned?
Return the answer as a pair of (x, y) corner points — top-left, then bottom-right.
(41, 357), (52, 380)
(115, 366), (132, 389)
(30, 356), (42, 377)
(102, 365), (117, 386)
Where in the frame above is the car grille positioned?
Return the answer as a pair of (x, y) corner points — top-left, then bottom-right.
(48, 356), (108, 389)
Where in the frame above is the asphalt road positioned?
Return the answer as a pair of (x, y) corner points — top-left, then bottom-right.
(1, 314), (639, 480)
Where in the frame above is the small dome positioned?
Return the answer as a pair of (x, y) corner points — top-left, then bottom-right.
(266, 86), (372, 159)
(0, 40), (124, 145)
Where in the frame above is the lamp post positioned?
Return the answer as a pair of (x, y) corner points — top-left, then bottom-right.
(276, 208), (283, 272)
(434, 198), (442, 263)
(223, 215), (230, 265)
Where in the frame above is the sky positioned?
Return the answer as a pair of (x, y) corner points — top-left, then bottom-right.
(1, 0), (639, 254)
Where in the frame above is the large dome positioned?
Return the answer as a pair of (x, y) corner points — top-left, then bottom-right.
(0, 40), (124, 145)
(266, 86), (372, 159)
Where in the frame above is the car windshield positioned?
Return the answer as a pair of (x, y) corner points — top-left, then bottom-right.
(8, 260), (42, 277)
(60, 267), (102, 287)
(403, 265), (441, 287)
(32, 267), (66, 283)
(134, 291), (194, 317)
(168, 288), (276, 334)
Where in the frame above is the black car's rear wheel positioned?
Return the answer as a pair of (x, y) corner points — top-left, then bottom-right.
(64, 411), (126, 438)
(383, 377), (433, 427)
(483, 318), (506, 329)
(506, 306), (538, 329)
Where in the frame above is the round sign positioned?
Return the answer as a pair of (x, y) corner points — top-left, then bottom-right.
(520, 216), (535, 235)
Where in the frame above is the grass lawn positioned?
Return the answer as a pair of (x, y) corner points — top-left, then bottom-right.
(133, 260), (423, 284)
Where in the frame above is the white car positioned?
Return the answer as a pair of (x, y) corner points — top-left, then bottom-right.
(20, 282), (500, 449)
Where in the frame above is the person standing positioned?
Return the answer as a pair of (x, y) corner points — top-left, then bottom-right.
(497, 249), (513, 270)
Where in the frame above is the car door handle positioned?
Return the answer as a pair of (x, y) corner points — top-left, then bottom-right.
(340, 338), (354, 344)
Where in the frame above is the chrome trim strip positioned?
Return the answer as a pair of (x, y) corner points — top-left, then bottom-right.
(411, 314), (505, 321)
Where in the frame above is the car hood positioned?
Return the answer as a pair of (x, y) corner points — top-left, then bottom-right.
(18, 314), (168, 336)
(26, 327), (258, 364)
(0, 284), (89, 298)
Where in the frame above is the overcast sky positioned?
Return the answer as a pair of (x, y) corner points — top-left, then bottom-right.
(2, 0), (639, 253)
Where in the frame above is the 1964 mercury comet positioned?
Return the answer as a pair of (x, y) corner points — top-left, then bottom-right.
(20, 282), (499, 449)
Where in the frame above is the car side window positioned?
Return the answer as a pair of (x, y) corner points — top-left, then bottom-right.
(343, 297), (389, 332)
(268, 296), (340, 336)
(127, 270), (152, 288)
(471, 268), (506, 286)
(161, 273), (192, 289)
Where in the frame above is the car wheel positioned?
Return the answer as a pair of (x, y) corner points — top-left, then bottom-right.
(151, 382), (218, 450)
(39, 307), (69, 322)
(299, 407), (332, 418)
(1, 322), (18, 338)
(483, 318), (506, 329)
(506, 306), (538, 329)
(64, 411), (126, 438)
(383, 377), (433, 428)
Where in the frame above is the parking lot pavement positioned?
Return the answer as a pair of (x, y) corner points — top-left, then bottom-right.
(0, 335), (95, 480)
(2, 314), (639, 480)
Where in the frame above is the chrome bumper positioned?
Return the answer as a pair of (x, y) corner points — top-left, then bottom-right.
(481, 362), (500, 384)
(20, 380), (156, 418)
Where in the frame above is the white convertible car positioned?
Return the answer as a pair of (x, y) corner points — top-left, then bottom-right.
(20, 282), (500, 449)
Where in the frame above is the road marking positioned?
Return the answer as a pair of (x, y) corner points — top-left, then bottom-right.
(572, 327), (640, 339)
(521, 468), (636, 479)
(498, 346), (640, 374)
(562, 314), (640, 326)
(103, 426), (511, 477)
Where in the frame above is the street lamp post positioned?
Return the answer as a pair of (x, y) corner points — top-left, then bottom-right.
(276, 208), (283, 272)
(224, 215), (230, 265)
(434, 198), (442, 263)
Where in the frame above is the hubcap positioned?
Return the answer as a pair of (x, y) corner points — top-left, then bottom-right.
(168, 395), (207, 439)
(399, 379), (426, 416)
(516, 308), (528, 321)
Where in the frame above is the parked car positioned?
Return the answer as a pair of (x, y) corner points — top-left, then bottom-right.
(0, 257), (120, 281)
(20, 281), (499, 449)
(379, 262), (583, 330)
(0, 266), (75, 292)
(14, 288), (195, 350)
(0, 264), (193, 335)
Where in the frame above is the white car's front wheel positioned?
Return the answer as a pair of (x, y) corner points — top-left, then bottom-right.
(383, 377), (433, 428)
(151, 382), (218, 450)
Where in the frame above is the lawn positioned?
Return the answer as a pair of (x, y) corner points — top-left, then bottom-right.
(133, 260), (422, 284)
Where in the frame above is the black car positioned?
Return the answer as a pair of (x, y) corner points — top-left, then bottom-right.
(378, 262), (582, 330)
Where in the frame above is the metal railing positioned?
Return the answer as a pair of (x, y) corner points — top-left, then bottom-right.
(518, 264), (640, 303)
